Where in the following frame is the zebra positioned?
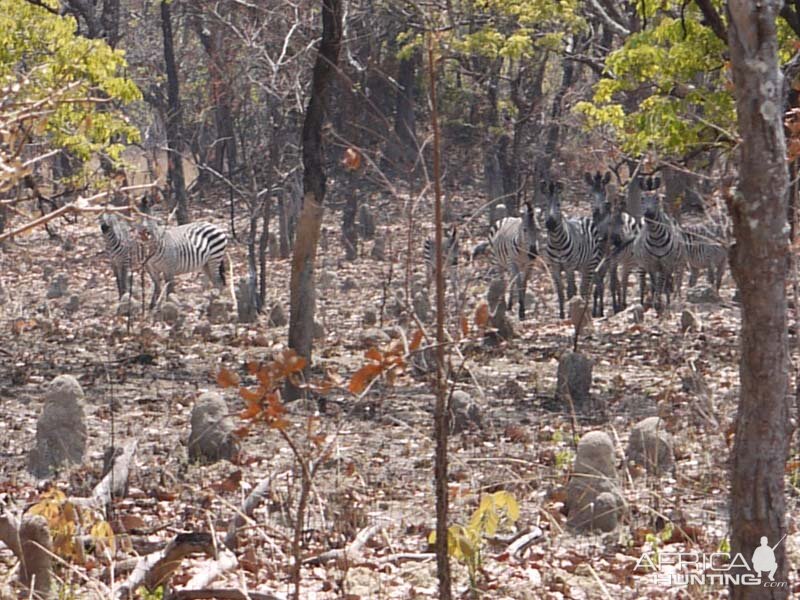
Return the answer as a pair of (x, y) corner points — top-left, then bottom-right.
(487, 201), (539, 319)
(134, 215), (229, 308)
(586, 171), (613, 317)
(604, 202), (646, 312)
(679, 222), (727, 290)
(100, 213), (135, 299)
(633, 176), (685, 312)
(543, 181), (602, 320)
(423, 224), (459, 288)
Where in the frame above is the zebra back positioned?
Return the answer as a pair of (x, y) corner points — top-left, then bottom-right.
(137, 217), (228, 281)
(680, 222), (726, 270)
(423, 225), (459, 274)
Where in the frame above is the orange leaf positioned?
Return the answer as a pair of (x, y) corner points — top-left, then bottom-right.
(246, 361), (261, 375)
(240, 403), (262, 420)
(475, 303), (490, 328)
(365, 347), (383, 362)
(460, 315), (469, 337)
(409, 329), (424, 351)
(342, 147), (362, 171)
(217, 368), (240, 388)
(348, 363), (384, 394)
(239, 386), (264, 403)
(269, 417), (290, 430)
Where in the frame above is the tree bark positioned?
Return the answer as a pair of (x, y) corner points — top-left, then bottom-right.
(727, 1), (791, 598)
(537, 40), (576, 178)
(161, 0), (189, 224)
(286, 0), (343, 400)
(392, 49), (418, 167)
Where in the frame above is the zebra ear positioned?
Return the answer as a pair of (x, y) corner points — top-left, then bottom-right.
(602, 171), (611, 185)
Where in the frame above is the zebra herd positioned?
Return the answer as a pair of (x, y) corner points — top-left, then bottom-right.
(461, 172), (729, 320)
(99, 174), (725, 322)
(100, 208), (229, 309)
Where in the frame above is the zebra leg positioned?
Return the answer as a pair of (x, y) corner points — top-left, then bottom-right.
(551, 268), (565, 319)
(518, 267), (529, 320)
(689, 266), (700, 288)
(610, 261), (620, 313)
(566, 271), (577, 300)
(112, 263), (127, 298)
(593, 264), (605, 317)
(148, 271), (161, 309)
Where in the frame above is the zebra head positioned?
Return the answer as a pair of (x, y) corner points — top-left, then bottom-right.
(542, 181), (564, 232)
(640, 176), (663, 221)
(586, 171), (612, 224)
(522, 201), (539, 256)
(610, 203), (631, 247)
(132, 215), (165, 261)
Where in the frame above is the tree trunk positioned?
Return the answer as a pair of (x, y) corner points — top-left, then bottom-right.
(342, 194), (358, 260)
(161, 0), (189, 224)
(727, 2), (791, 598)
(537, 40), (576, 177)
(286, 0), (343, 401)
(392, 49), (418, 168)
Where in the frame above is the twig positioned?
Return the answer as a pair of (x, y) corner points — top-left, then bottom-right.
(303, 521), (387, 566)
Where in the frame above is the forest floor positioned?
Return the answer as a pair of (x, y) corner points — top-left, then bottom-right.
(1, 188), (799, 599)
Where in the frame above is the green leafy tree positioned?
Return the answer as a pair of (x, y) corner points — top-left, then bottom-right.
(0, 0), (140, 168)
(574, 0), (798, 157)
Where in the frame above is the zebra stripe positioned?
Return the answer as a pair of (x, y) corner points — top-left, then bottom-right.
(488, 202), (538, 319)
(633, 180), (685, 311)
(138, 217), (228, 308)
(100, 213), (134, 298)
(680, 223), (727, 290)
(543, 183), (601, 319)
(587, 171), (613, 317)
(605, 207), (646, 312)
(423, 225), (459, 286)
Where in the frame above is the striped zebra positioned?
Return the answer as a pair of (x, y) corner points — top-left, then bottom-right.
(488, 201), (539, 319)
(543, 181), (601, 319)
(587, 171), (613, 317)
(100, 213), (134, 298)
(135, 216), (229, 308)
(423, 225), (459, 288)
(633, 177), (685, 312)
(679, 222), (727, 291)
(605, 203), (646, 312)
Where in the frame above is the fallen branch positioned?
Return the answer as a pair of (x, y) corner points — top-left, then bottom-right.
(114, 532), (214, 599)
(377, 552), (436, 564)
(168, 590), (280, 600)
(224, 477), (271, 550)
(183, 548), (238, 589)
(0, 182), (156, 244)
(303, 521), (386, 566)
(92, 439), (138, 507)
(506, 526), (544, 559)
